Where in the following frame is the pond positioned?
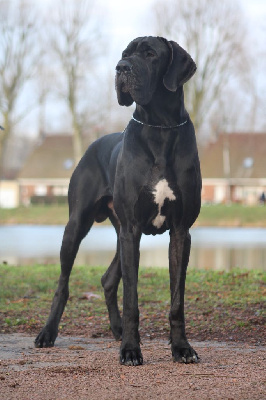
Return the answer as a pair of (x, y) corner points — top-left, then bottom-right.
(1, 225), (266, 271)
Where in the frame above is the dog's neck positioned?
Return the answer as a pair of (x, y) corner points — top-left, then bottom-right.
(131, 115), (187, 129)
(133, 86), (188, 128)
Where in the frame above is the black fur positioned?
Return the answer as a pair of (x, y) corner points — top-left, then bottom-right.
(35, 36), (202, 366)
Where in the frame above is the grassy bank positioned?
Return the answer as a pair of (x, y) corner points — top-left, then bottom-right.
(0, 204), (266, 226)
(198, 204), (266, 227)
(0, 264), (265, 344)
(0, 205), (69, 225)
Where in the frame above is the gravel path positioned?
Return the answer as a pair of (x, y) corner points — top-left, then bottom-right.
(0, 334), (265, 399)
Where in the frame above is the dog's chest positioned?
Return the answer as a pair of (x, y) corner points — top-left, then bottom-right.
(122, 128), (184, 233)
(151, 178), (176, 228)
(134, 170), (181, 235)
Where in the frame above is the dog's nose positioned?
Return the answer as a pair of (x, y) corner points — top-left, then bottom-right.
(116, 60), (132, 74)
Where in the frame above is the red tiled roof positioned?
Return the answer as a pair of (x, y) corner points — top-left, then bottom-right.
(18, 135), (76, 179)
(18, 132), (266, 181)
(200, 133), (266, 179)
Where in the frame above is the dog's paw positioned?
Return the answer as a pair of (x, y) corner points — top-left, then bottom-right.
(172, 344), (199, 364)
(120, 347), (143, 366)
(34, 326), (57, 348)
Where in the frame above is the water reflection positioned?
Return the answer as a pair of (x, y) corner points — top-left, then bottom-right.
(1, 225), (266, 271)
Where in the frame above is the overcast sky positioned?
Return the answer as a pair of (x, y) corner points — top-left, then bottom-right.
(99, 0), (266, 66)
(7, 0), (266, 135)
(40, 0), (266, 65)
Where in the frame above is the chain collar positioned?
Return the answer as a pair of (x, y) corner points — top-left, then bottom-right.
(131, 115), (187, 129)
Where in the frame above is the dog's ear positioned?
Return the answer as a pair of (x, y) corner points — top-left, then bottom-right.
(163, 40), (196, 92)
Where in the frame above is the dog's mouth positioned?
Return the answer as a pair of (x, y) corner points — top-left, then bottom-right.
(121, 82), (130, 93)
(115, 73), (134, 106)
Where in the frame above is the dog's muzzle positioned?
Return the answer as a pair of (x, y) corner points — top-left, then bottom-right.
(116, 59), (132, 75)
(115, 60), (134, 106)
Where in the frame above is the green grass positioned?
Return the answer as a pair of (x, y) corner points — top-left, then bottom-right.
(197, 204), (266, 226)
(0, 205), (69, 225)
(0, 264), (265, 342)
(0, 265), (264, 310)
(1, 203), (266, 226)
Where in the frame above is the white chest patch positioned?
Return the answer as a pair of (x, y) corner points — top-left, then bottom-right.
(152, 179), (176, 228)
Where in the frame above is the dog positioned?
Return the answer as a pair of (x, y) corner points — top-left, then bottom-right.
(35, 36), (202, 366)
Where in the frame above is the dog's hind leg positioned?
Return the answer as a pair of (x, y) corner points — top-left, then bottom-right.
(35, 205), (94, 348)
(101, 208), (122, 340)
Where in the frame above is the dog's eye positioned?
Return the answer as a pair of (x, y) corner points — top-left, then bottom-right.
(122, 52), (128, 58)
(146, 51), (156, 58)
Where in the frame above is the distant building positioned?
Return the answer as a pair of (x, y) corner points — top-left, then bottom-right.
(200, 133), (266, 205)
(10, 132), (266, 207)
(18, 135), (76, 206)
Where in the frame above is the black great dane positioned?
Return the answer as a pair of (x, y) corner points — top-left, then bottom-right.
(35, 36), (202, 366)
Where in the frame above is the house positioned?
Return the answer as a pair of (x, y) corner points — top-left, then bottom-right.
(200, 133), (266, 205)
(0, 135), (36, 208)
(18, 135), (77, 205)
(17, 132), (266, 207)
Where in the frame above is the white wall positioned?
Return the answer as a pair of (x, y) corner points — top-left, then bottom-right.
(0, 181), (19, 208)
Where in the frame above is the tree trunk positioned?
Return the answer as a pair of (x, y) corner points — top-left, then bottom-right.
(72, 113), (83, 166)
(0, 112), (10, 178)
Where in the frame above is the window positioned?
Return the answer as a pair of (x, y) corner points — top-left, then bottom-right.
(53, 186), (68, 196)
(34, 185), (47, 196)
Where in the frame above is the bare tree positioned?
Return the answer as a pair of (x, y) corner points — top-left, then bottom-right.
(151, 0), (249, 141)
(46, 0), (103, 164)
(0, 0), (39, 177)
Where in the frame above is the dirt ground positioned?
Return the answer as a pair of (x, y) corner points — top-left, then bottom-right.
(0, 333), (265, 400)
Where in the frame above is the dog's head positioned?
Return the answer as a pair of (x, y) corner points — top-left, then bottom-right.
(115, 36), (196, 106)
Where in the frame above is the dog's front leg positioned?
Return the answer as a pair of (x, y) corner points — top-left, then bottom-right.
(119, 226), (143, 366)
(169, 228), (199, 363)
